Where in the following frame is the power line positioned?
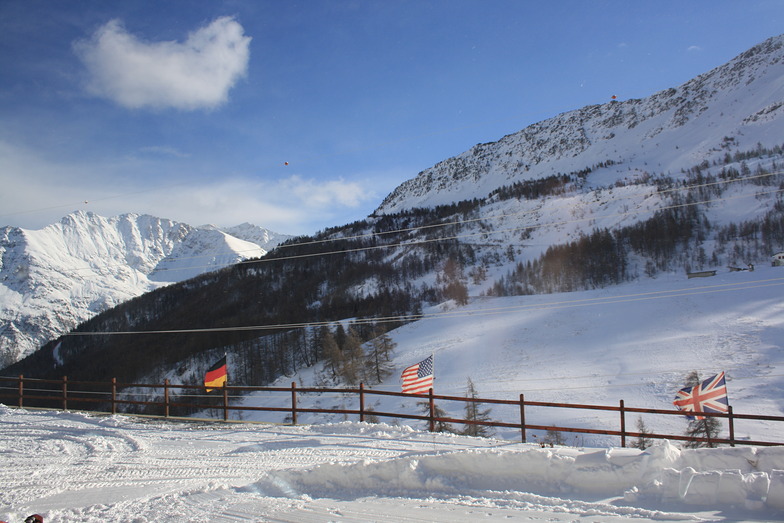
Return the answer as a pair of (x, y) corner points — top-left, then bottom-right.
(265, 168), (784, 251)
(54, 169), (784, 277)
(19, 170), (784, 343)
(41, 176), (784, 338)
(208, 184), (784, 268)
(22, 168), (784, 276)
(62, 276), (784, 337)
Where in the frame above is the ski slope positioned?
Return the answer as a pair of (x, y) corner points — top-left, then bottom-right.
(236, 265), (784, 446)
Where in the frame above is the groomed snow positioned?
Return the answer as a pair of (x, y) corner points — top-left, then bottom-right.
(1, 406), (783, 522)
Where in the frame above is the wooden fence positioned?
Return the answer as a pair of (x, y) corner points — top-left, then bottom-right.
(1, 375), (782, 448)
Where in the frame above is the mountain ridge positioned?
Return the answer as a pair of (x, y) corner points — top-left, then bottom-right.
(377, 34), (784, 214)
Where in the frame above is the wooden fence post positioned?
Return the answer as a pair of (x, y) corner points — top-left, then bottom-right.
(359, 383), (365, 422)
(18, 375), (24, 408)
(728, 406), (735, 447)
(62, 375), (68, 411)
(111, 378), (117, 415)
(619, 399), (626, 448)
(222, 384), (229, 422)
(164, 379), (170, 418)
(291, 381), (298, 425)
(519, 393), (527, 443)
(428, 388), (435, 432)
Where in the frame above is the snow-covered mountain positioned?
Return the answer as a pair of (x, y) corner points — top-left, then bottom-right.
(0, 211), (290, 366)
(378, 35), (784, 214)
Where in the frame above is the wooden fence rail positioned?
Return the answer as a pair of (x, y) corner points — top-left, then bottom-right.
(1, 375), (782, 448)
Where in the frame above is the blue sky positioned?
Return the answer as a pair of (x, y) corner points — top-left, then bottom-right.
(1, 1), (783, 235)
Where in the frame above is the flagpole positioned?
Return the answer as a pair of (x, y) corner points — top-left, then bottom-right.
(431, 353), (435, 390)
(224, 353), (230, 421)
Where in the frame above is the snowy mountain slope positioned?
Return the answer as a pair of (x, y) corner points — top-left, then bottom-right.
(230, 265), (784, 446)
(147, 226), (266, 282)
(0, 211), (290, 366)
(377, 34), (784, 214)
(221, 221), (292, 248)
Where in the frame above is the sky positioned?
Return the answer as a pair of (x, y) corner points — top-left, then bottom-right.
(1, 1), (783, 235)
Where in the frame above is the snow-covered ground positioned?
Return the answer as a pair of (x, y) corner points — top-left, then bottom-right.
(2, 405), (783, 522)
(3, 266), (784, 522)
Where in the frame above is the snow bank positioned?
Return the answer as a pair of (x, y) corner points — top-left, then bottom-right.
(266, 438), (784, 511)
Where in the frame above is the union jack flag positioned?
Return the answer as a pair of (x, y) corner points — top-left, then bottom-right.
(673, 371), (729, 420)
(401, 355), (434, 394)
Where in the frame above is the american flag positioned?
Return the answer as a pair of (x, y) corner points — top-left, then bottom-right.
(673, 371), (729, 420)
(401, 355), (434, 394)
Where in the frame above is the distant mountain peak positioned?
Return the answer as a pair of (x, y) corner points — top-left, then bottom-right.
(0, 212), (291, 366)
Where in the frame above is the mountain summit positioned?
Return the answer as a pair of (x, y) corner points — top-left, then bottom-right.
(378, 35), (784, 214)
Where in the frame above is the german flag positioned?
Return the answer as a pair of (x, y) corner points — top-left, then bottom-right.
(204, 356), (227, 392)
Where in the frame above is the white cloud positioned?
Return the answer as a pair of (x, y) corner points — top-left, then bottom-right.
(151, 175), (379, 232)
(0, 140), (109, 227)
(687, 45), (702, 53)
(74, 17), (251, 110)
(138, 145), (190, 158)
(282, 175), (370, 208)
(0, 144), (380, 234)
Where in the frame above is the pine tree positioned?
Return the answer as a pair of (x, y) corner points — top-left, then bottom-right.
(681, 371), (721, 448)
(320, 328), (343, 382)
(418, 400), (455, 433)
(339, 327), (364, 385)
(461, 377), (494, 437)
(441, 258), (469, 305)
(365, 328), (396, 385)
(633, 416), (653, 450)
